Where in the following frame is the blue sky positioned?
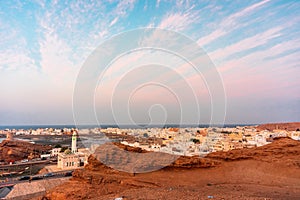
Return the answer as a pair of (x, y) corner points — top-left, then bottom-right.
(0, 0), (299, 125)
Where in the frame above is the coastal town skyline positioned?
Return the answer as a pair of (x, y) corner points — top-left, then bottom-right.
(0, 1), (300, 199)
(0, 0), (299, 125)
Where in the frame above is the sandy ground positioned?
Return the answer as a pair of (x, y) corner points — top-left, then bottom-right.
(42, 138), (300, 200)
(41, 160), (300, 200)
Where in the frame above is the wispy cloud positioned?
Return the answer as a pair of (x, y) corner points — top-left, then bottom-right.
(158, 6), (199, 31)
(216, 36), (300, 102)
(197, 0), (271, 46)
(39, 32), (77, 80)
(0, 51), (35, 71)
(209, 26), (283, 62)
(0, 20), (35, 71)
(218, 36), (300, 73)
(114, 0), (136, 16)
(109, 17), (119, 27)
(156, 0), (161, 8)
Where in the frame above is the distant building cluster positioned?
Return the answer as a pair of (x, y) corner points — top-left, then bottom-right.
(1, 125), (300, 160)
(101, 126), (300, 156)
(0, 128), (77, 136)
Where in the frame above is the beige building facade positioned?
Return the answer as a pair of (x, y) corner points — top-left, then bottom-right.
(57, 153), (88, 169)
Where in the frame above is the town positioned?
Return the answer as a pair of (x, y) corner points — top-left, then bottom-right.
(0, 124), (300, 199)
(1, 125), (300, 163)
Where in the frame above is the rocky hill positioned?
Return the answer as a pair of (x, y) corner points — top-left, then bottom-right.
(256, 122), (300, 131)
(206, 137), (300, 162)
(0, 139), (51, 163)
(85, 142), (220, 173)
(42, 138), (300, 200)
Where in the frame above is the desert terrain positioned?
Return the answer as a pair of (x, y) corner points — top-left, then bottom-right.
(256, 122), (300, 131)
(0, 140), (51, 163)
(41, 137), (300, 200)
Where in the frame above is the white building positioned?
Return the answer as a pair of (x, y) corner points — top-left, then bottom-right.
(57, 152), (89, 169)
(51, 148), (62, 157)
(57, 131), (89, 170)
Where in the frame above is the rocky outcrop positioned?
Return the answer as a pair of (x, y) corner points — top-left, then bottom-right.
(256, 122), (300, 131)
(86, 142), (220, 173)
(0, 140), (51, 163)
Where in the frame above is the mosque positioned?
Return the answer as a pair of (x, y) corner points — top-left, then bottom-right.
(57, 131), (90, 169)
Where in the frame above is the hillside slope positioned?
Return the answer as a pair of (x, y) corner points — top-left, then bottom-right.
(0, 140), (51, 163)
(256, 122), (300, 131)
(42, 138), (300, 200)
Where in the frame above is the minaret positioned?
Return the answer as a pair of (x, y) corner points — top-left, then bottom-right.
(71, 131), (77, 153)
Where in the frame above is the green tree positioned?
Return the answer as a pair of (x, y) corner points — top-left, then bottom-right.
(60, 146), (69, 153)
(54, 144), (62, 148)
(191, 138), (200, 144)
(143, 133), (149, 138)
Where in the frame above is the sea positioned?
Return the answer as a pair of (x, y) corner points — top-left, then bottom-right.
(0, 124), (256, 130)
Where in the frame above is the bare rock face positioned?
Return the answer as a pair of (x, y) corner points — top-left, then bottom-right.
(256, 122), (300, 131)
(0, 139), (51, 163)
(169, 155), (220, 168)
(88, 143), (220, 173)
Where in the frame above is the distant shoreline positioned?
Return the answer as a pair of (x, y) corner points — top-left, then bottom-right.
(1, 122), (299, 131)
(0, 124), (258, 130)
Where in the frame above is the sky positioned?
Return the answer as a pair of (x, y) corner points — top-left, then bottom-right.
(0, 0), (299, 125)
